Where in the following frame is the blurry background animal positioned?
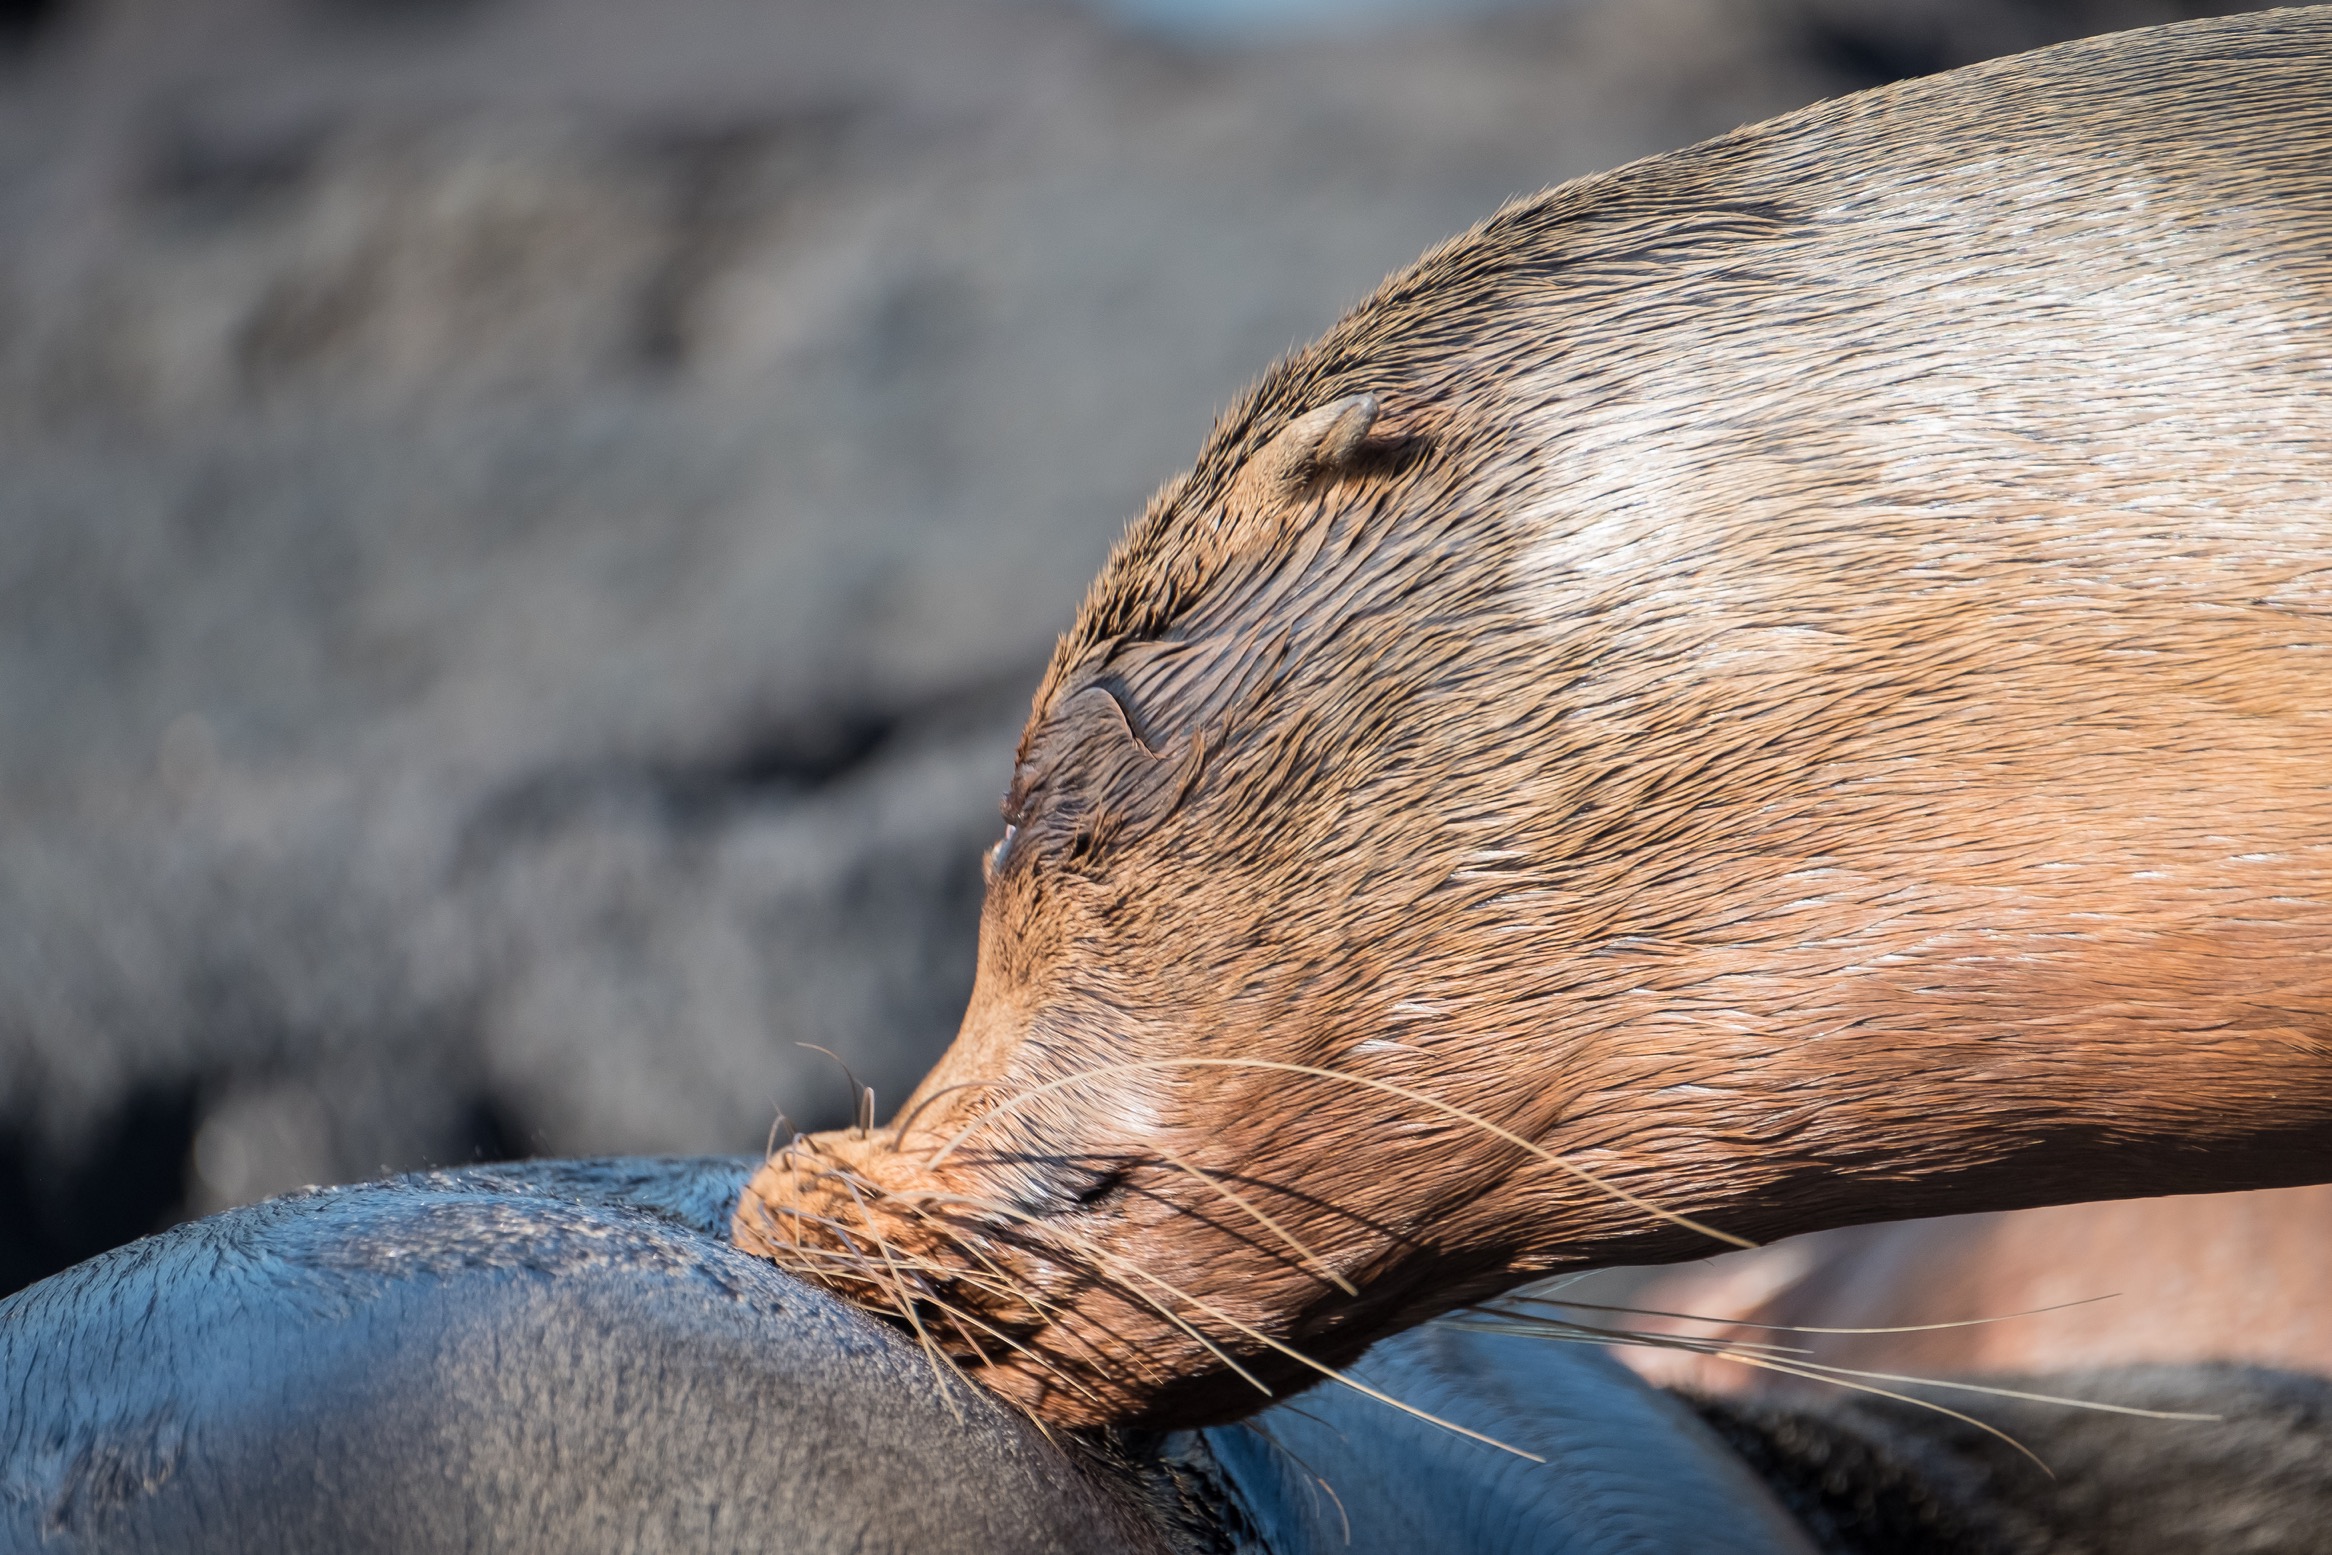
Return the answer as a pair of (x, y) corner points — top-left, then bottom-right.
(1612, 1184), (2332, 1393)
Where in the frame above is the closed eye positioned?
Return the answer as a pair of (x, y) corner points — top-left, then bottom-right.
(1017, 1162), (1131, 1218)
(1071, 1166), (1130, 1211)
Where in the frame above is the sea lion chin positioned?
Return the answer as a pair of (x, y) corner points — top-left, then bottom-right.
(736, 9), (2332, 1429)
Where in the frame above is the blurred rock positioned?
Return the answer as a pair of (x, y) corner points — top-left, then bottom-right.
(0, 0), (2266, 1290)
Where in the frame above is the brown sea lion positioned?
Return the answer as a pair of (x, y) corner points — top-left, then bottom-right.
(734, 8), (2332, 1429)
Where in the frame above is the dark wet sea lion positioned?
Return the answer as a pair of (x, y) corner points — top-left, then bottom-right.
(0, 1160), (1161, 1554)
(0, 1157), (1825, 1554)
(737, 8), (2332, 1428)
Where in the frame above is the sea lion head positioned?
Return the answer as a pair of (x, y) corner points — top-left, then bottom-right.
(727, 155), (1840, 1424)
(732, 286), (1695, 1425)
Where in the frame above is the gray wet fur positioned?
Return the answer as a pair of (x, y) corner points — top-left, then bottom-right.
(0, 1156), (1831, 1554)
(0, 1158), (1167, 1554)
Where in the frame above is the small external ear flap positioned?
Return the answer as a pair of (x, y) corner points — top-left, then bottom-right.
(1226, 392), (1380, 513)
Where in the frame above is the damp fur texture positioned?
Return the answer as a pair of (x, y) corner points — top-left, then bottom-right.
(737, 10), (2332, 1428)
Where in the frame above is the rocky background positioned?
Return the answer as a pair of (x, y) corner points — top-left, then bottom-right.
(0, 0), (2263, 1293)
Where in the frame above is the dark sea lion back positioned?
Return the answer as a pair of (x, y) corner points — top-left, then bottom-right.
(0, 1160), (1169, 1555)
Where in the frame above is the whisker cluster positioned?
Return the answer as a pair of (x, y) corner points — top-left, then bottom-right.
(1455, 1291), (2220, 1474)
(737, 1058), (2198, 1465)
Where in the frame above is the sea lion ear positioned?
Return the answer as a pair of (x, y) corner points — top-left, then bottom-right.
(1226, 392), (1380, 513)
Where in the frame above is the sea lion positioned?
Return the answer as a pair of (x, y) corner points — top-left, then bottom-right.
(0, 1156), (1825, 1555)
(736, 8), (2332, 1428)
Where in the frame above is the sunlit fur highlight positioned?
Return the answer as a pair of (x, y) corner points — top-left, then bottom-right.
(737, 11), (2332, 1428)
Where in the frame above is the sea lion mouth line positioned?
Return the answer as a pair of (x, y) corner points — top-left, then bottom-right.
(941, 1187), (1547, 1460)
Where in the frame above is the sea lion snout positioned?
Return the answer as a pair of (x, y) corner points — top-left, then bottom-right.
(734, 1035), (1322, 1424)
(736, 936), (1564, 1426)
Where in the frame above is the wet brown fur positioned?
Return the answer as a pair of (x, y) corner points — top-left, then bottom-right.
(737, 10), (2332, 1428)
